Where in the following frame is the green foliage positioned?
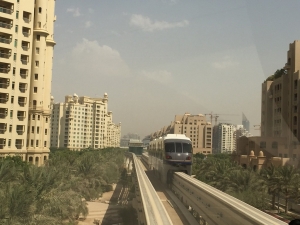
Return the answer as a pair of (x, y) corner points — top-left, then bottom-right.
(0, 148), (125, 224)
(265, 68), (286, 82)
(119, 206), (138, 225)
(193, 155), (300, 212)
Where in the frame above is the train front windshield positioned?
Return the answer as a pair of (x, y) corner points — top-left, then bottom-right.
(165, 142), (192, 153)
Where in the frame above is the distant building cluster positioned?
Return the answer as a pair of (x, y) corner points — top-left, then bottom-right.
(120, 133), (140, 147)
(213, 124), (251, 154)
(149, 113), (212, 154)
(50, 93), (121, 150)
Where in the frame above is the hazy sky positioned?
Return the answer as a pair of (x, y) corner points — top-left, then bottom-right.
(52, 0), (300, 138)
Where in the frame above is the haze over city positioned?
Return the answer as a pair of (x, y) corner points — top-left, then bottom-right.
(52, 0), (300, 138)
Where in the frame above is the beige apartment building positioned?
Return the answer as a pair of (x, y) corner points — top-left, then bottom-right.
(233, 40), (300, 168)
(50, 94), (121, 150)
(0, 0), (56, 165)
(150, 113), (212, 154)
(261, 40), (300, 157)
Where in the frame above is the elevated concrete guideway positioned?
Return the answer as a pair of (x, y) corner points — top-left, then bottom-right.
(128, 153), (173, 225)
(125, 152), (288, 225)
(172, 172), (287, 225)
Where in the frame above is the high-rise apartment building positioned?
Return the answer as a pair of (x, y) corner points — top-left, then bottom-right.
(261, 41), (300, 145)
(0, 0), (56, 165)
(150, 113), (212, 154)
(213, 123), (235, 154)
(50, 94), (121, 150)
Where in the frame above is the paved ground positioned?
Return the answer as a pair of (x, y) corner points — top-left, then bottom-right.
(78, 183), (127, 225)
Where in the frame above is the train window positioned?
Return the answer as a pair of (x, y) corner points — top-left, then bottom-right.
(165, 143), (175, 152)
(175, 142), (182, 153)
(183, 143), (192, 153)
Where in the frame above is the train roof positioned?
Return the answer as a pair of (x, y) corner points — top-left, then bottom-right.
(163, 134), (190, 140)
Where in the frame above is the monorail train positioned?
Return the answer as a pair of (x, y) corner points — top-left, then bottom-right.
(147, 134), (193, 184)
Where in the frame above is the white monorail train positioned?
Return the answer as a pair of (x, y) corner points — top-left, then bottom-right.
(145, 134), (193, 184)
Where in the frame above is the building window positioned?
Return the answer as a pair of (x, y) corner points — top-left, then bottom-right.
(11, 96), (14, 104)
(45, 129), (47, 135)
(31, 126), (34, 133)
(9, 125), (12, 132)
(10, 110), (13, 118)
(8, 139), (11, 147)
(35, 61), (39, 67)
(38, 22), (41, 28)
(37, 127), (39, 134)
(34, 74), (38, 80)
(36, 35), (40, 41)
(15, 25), (18, 33)
(38, 115), (40, 120)
(36, 47), (39, 54)
(32, 114), (35, 120)
(13, 53), (16, 61)
(16, 11), (19, 19)
(14, 39), (17, 47)
(33, 87), (37, 93)
(44, 141), (47, 147)
(271, 142), (278, 149)
(36, 140), (39, 146)
(30, 140), (33, 147)
(260, 141), (266, 148)
(12, 82), (15, 90)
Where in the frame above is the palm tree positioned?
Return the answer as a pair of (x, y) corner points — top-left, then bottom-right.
(276, 165), (299, 213)
(260, 164), (279, 209)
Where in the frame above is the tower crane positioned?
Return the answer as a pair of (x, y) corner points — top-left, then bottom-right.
(204, 112), (239, 125)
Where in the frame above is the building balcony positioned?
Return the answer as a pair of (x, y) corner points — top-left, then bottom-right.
(0, 4), (13, 15)
(0, 123), (6, 134)
(0, 78), (9, 89)
(20, 69), (28, 79)
(0, 49), (11, 59)
(0, 63), (10, 73)
(0, 138), (5, 149)
(0, 108), (7, 119)
(23, 11), (31, 23)
(15, 139), (23, 149)
(18, 97), (26, 107)
(21, 41), (30, 51)
(19, 83), (27, 93)
(17, 111), (26, 121)
(16, 125), (24, 135)
(0, 93), (8, 103)
(0, 36), (11, 44)
(0, 21), (12, 29)
(20, 55), (28, 65)
(22, 27), (30, 37)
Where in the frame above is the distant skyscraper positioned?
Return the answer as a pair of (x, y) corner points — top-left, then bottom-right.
(242, 113), (250, 132)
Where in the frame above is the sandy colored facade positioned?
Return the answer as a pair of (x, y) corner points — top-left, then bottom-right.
(0, 0), (56, 165)
(234, 41), (300, 168)
(234, 136), (299, 169)
(261, 40), (300, 146)
(150, 113), (212, 154)
(50, 94), (121, 150)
